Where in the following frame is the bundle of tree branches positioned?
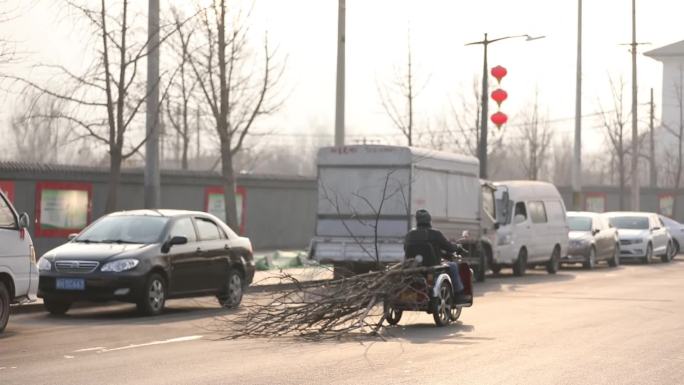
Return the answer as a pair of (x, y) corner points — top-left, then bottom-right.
(221, 263), (429, 340)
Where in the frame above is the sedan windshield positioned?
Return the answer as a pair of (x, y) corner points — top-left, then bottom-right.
(608, 216), (649, 230)
(76, 216), (169, 244)
(568, 216), (592, 232)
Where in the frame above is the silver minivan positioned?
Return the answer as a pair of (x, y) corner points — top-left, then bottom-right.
(0, 191), (38, 332)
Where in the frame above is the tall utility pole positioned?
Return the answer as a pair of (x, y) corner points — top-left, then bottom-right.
(649, 88), (657, 187)
(144, 0), (161, 208)
(572, 0), (583, 210)
(630, 0), (640, 211)
(334, 0), (346, 147)
(466, 33), (545, 178)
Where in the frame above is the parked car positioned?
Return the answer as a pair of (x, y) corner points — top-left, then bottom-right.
(603, 212), (673, 264)
(493, 181), (569, 276)
(37, 209), (254, 316)
(659, 215), (684, 256)
(0, 191), (38, 333)
(564, 211), (620, 269)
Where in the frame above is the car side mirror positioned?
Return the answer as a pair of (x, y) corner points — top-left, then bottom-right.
(162, 236), (188, 253)
(68, 233), (79, 241)
(19, 212), (30, 229)
(592, 229), (600, 236)
(514, 214), (526, 225)
(494, 222), (500, 230)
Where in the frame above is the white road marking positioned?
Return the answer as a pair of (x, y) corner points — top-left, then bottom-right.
(74, 347), (105, 353)
(64, 355), (75, 359)
(96, 335), (203, 353)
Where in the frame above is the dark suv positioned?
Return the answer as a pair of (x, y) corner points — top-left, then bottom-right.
(37, 209), (255, 315)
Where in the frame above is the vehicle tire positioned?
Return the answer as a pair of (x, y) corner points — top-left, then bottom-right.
(643, 244), (653, 264)
(383, 303), (402, 326)
(332, 264), (353, 280)
(136, 273), (166, 316)
(474, 251), (487, 283)
(217, 269), (244, 309)
(674, 240), (680, 257)
(450, 306), (462, 322)
(44, 299), (72, 316)
(661, 242), (674, 263)
(546, 246), (560, 274)
(583, 247), (597, 270)
(608, 244), (620, 268)
(432, 281), (453, 327)
(490, 263), (502, 275)
(0, 282), (9, 333)
(513, 249), (527, 277)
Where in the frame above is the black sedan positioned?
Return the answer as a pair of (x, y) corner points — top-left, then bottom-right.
(563, 211), (620, 269)
(37, 210), (255, 315)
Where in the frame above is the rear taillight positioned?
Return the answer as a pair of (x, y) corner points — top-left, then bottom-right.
(29, 245), (36, 263)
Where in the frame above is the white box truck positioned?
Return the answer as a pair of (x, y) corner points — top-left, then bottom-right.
(308, 145), (498, 281)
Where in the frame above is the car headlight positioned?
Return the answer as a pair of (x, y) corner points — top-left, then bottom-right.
(498, 234), (513, 246)
(101, 259), (139, 272)
(37, 257), (52, 272)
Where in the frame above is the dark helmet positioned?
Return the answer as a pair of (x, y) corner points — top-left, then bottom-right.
(415, 209), (432, 227)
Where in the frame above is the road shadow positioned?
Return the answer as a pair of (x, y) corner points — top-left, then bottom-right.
(475, 269), (576, 296)
(31, 298), (237, 327)
(381, 321), (490, 345)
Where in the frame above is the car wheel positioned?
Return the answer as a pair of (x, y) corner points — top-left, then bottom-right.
(432, 281), (453, 327)
(44, 299), (72, 316)
(608, 244), (620, 267)
(218, 269), (244, 309)
(583, 247), (597, 270)
(137, 273), (166, 316)
(0, 282), (9, 333)
(643, 244), (653, 264)
(661, 242), (674, 263)
(450, 306), (462, 322)
(383, 303), (402, 326)
(513, 249), (527, 277)
(474, 250), (487, 283)
(546, 247), (560, 274)
(674, 240), (680, 257)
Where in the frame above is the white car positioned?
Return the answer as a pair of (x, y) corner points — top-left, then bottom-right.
(603, 212), (673, 264)
(0, 191), (38, 333)
(659, 215), (684, 256)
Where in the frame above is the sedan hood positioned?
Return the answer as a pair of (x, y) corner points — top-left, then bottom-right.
(569, 231), (592, 242)
(44, 242), (151, 261)
(617, 229), (649, 239)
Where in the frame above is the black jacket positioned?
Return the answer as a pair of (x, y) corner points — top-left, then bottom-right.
(403, 226), (462, 266)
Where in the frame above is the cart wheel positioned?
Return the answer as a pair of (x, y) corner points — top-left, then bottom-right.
(383, 303), (402, 326)
(432, 281), (453, 327)
(450, 306), (462, 321)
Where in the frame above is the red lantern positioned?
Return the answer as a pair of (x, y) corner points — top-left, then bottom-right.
(491, 89), (508, 106)
(491, 65), (507, 83)
(491, 111), (508, 129)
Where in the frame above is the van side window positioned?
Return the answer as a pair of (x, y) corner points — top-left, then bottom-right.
(514, 202), (527, 220)
(544, 200), (565, 222)
(0, 194), (16, 228)
(528, 201), (548, 223)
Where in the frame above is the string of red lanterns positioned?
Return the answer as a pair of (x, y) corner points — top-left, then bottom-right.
(490, 65), (508, 129)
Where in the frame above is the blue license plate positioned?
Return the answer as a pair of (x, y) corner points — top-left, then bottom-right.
(56, 278), (85, 291)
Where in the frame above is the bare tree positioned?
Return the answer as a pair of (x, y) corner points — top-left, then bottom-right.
(377, 32), (427, 147)
(7, 0), (176, 212)
(9, 92), (76, 163)
(516, 93), (553, 180)
(601, 77), (630, 210)
(184, 1), (283, 229)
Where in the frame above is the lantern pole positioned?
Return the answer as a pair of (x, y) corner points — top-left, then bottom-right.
(466, 33), (545, 179)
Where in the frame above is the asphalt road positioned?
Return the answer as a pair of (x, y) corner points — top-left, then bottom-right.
(3, 260), (684, 385)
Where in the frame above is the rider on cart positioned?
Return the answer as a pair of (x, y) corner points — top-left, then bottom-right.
(404, 209), (469, 303)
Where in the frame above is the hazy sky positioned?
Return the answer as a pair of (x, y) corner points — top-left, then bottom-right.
(2, 0), (682, 155)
